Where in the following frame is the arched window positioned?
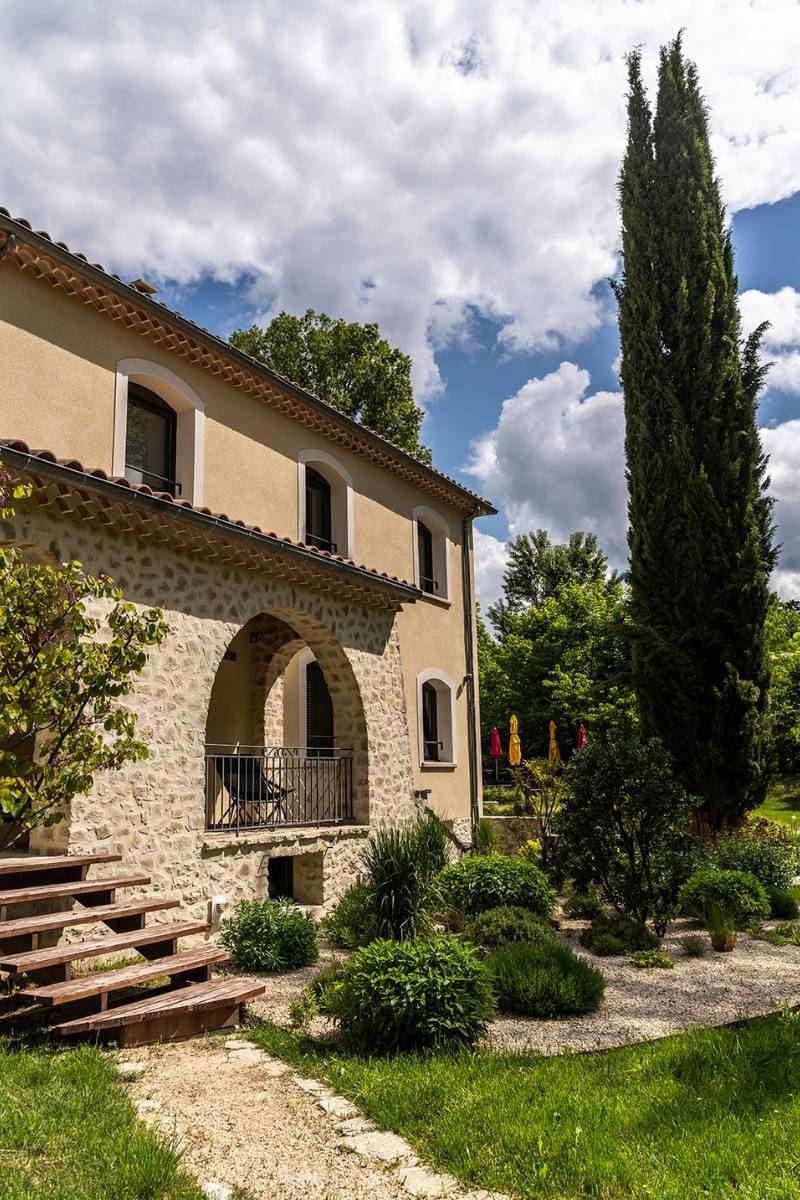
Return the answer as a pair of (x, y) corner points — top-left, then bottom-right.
(113, 358), (205, 504)
(298, 450), (353, 558)
(416, 670), (457, 767)
(412, 507), (451, 601)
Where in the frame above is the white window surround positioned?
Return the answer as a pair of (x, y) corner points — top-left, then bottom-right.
(412, 505), (452, 603)
(416, 668), (457, 769)
(113, 358), (205, 504)
(297, 449), (354, 559)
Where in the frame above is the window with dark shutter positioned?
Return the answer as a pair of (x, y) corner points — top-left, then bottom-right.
(125, 384), (179, 496)
(306, 660), (335, 757)
(421, 681), (440, 762)
(305, 467), (334, 552)
(417, 521), (437, 594)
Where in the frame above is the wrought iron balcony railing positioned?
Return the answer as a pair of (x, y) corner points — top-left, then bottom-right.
(204, 745), (354, 832)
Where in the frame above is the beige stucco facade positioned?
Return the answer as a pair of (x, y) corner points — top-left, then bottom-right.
(0, 226), (489, 910)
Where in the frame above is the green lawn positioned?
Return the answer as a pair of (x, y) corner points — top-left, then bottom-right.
(0, 1040), (205, 1200)
(755, 775), (800, 827)
(250, 1012), (800, 1200)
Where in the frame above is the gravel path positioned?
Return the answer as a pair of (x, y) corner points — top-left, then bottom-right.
(247, 921), (800, 1056)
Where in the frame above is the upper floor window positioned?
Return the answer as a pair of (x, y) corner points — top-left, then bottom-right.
(412, 507), (451, 601)
(417, 670), (456, 766)
(125, 384), (179, 496)
(305, 467), (334, 552)
(113, 359), (205, 505)
(298, 450), (353, 559)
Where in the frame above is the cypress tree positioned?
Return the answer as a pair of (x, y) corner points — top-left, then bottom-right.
(615, 38), (775, 827)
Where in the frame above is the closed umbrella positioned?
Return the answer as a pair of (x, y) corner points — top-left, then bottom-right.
(509, 714), (522, 767)
(489, 727), (502, 781)
(576, 722), (587, 750)
(548, 720), (561, 766)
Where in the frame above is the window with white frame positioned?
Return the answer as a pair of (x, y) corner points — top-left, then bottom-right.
(113, 358), (205, 504)
(298, 450), (353, 558)
(412, 507), (451, 600)
(417, 670), (456, 766)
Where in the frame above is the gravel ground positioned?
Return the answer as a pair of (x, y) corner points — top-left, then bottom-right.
(247, 921), (800, 1056)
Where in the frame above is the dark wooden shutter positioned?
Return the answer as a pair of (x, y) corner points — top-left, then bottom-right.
(306, 660), (334, 756)
(417, 521), (436, 593)
(421, 681), (440, 761)
(125, 383), (178, 495)
(305, 467), (333, 550)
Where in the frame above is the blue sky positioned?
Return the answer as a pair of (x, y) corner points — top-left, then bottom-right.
(4, 1), (800, 603)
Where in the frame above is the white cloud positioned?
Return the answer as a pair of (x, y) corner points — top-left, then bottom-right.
(740, 288), (800, 395)
(473, 528), (509, 613)
(761, 419), (800, 598)
(2, 2), (800, 401)
(466, 362), (628, 567)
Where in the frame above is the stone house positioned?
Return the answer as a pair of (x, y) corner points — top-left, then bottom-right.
(0, 210), (495, 923)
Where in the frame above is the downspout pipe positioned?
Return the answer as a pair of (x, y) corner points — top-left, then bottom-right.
(461, 514), (480, 849)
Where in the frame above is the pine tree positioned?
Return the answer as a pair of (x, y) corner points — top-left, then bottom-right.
(614, 38), (775, 827)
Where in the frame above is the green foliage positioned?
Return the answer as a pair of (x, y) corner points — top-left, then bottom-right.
(629, 948), (674, 969)
(320, 882), (377, 949)
(488, 941), (605, 1017)
(320, 936), (495, 1053)
(361, 813), (449, 941)
(0, 519), (168, 846)
(230, 309), (429, 461)
(439, 853), (555, 919)
(710, 824), (799, 890)
(765, 601), (800, 773)
(509, 758), (566, 875)
(464, 906), (556, 950)
(679, 934), (707, 958)
(220, 898), (319, 972)
(557, 734), (695, 928)
(481, 785), (515, 809)
(754, 920), (800, 947)
(765, 886), (800, 920)
(290, 960), (348, 1028)
(679, 868), (770, 930)
(516, 838), (542, 862)
(580, 914), (660, 957)
(488, 529), (611, 629)
(475, 817), (499, 853)
(615, 40), (775, 828)
(563, 890), (604, 920)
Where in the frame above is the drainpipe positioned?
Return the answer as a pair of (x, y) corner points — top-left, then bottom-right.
(461, 514), (480, 849)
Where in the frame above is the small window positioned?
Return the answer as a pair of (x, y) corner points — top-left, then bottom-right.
(421, 681), (440, 761)
(417, 522), (437, 595)
(305, 467), (335, 552)
(125, 384), (180, 496)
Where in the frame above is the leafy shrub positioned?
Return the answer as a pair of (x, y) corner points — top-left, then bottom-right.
(580, 914), (660, 957)
(290, 960), (348, 1027)
(320, 936), (495, 1053)
(361, 813), (449, 941)
(765, 885), (800, 920)
(679, 868), (770, 930)
(320, 883), (377, 949)
(563, 890), (604, 920)
(220, 898), (318, 972)
(476, 817), (499, 853)
(711, 829), (799, 891)
(629, 949), (674, 969)
(465, 906), (556, 950)
(509, 759), (567, 875)
(755, 920), (800, 947)
(482, 785), (515, 809)
(680, 934), (707, 958)
(439, 854), (555, 919)
(556, 735), (695, 931)
(488, 942), (605, 1017)
(517, 838), (542, 862)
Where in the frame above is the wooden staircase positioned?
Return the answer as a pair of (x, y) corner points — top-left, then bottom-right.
(0, 852), (264, 1046)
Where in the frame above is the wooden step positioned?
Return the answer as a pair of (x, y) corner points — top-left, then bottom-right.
(22, 946), (230, 1006)
(56, 976), (266, 1044)
(0, 897), (181, 947)
(0, 873), (150, 910)
(0, 853), (122, 876)
(0, 921), (210, 975)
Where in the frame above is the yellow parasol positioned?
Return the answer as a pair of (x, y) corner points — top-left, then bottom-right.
(548, 720), (561, 766)
(508, 714), (522, 767)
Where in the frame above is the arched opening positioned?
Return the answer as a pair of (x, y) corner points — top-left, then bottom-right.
(204, 610), (367, 833)
(416, 669), (457, 767)
(412, 506), (451, 600)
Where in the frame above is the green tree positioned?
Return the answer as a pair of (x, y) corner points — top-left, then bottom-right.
(230, 309), (430, 461)
(488, 529), (610, 632)
(614, 38), (775, 827)
(765, 599), (800, 774)
(0, 471), (169, 848)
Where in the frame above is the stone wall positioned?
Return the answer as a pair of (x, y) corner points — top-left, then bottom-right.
(482, 816), (541, 855)
(6, 502), (418, 918)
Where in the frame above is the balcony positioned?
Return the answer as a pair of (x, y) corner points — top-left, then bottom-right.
(204, 745), (354, 832)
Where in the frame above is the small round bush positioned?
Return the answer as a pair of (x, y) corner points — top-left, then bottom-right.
(439, 853), (555, 918)
(323, 935), (495, 1053)
(563, 891), (604, 921)
(678, 868), (769, 929)
(680, 934), (707, 958)
(765, 885), (800, 920)
(321, 882), (377, 949)
(712, 830), (799, 890)
(628, 948), (674, 969)
(220, 897), (318, 972)
(465, 906), (556, 950)
(579, 914), (659, 957)
(488, 942), (605, 1017)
